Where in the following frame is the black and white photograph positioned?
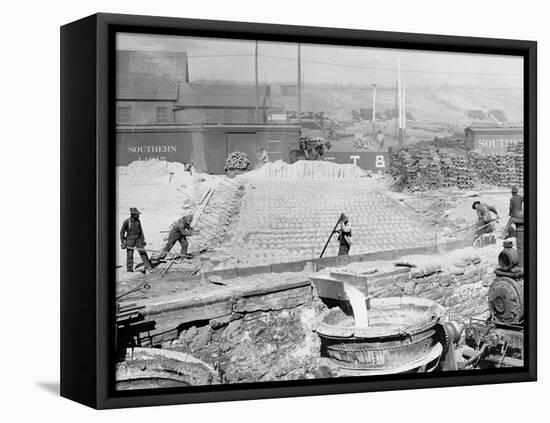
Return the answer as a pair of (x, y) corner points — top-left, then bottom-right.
(114, 32), (527, 390)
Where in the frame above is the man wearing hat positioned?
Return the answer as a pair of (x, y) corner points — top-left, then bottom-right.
(155, 214), (197, 261)
(336, 213), (352, 256)
(502, 186), (524, 238)
(120, 207), (153, 273)
(472, 201), (499, 238)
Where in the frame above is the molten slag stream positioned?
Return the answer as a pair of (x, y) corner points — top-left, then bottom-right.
(344, 284), (369, 328)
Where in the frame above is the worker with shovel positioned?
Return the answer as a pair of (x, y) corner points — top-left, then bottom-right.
(153, 214), (197, 263)
(336, 213), (352, 256)
(319, 213), (353, 258)
(472, 201), (499, 238)
(120, 207), (153, 273)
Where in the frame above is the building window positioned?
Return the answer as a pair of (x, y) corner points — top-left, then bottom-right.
(156, 107), (169, 124)
(247, 109), (256, 123)
(224, 109), (232, 123)
(117, 106), (130, 124)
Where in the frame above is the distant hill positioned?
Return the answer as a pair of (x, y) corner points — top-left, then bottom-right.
(269, 84), (523, 126)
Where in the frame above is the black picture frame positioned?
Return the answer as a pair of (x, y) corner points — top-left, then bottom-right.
(60, 12), (537, 409)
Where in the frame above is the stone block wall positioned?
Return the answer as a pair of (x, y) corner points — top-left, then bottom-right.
(363, 261), (494, 320)
(159, 288), (325, 384)
(135, 257), (495, 385)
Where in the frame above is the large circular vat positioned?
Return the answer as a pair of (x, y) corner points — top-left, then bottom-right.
(316, 296), (446, 374)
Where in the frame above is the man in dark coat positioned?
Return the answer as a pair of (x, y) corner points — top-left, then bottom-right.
(120, 207), (153, 272)
(502, 186), (524, 238)
(156, 214), (197, 260)
(336, 213), (352, 256)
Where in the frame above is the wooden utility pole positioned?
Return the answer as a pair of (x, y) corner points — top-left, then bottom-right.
(372, 83), (377, 135)
(395, 80), (399, 137)
(397, 59), (403, 147)
(402, 83), (406, 140)
(297, 43), (302, 125)
(255, 40), (260, 123)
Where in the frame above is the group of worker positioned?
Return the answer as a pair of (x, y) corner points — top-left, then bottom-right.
(472, 186), (524, 239)
(120, 208), (197, 273)
(120, 186), (523, 270)
(333, 185), (523, 257)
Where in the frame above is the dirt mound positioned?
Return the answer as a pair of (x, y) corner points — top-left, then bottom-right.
(116, 160), (224, 267)
(248, 160), (369, 179)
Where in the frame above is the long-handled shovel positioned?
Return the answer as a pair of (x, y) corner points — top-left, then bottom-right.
(319, 216), (343, 258)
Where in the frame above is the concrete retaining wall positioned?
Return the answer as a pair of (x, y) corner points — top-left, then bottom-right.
(200, 237), (472, 281)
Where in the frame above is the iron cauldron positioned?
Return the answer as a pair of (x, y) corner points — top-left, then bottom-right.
(316, 296), (446, 374)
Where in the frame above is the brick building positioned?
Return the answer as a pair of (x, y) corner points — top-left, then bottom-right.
(115, 50), (296, 174)
(116, 75), (179, 125)
(116, 50), (189, 125)
(174, 83), (272, 124)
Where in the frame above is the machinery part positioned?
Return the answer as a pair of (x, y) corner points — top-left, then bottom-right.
(436, 321), (463, 371)
(462, 317), (524, 369)
(460, 346), (523, 368)
(516, 225), (524, 268)
(460, 344), (489, 368)
(488, 277), (524, 324)
(464, 320), (488, 349)
(498, 241), (519, 271)
(436, 321), (462, 354)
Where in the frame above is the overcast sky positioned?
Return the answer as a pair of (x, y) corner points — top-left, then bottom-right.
(117, 33), (523, 88)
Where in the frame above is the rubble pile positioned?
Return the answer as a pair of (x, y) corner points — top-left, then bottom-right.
(468, 152), (524, 189)
(433, 135), (466, 149)
(389, 146), (474, 191)
(353, 135), (377, 151)
(250, 160), (369, 179)
(390, 143), (523, 191)
(507, 140), (524, 154)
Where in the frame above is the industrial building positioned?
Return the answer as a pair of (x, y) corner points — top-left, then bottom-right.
(464, 125), (523, 154)
(116, 123), (301, 173)
(115, 50), (299, 173)
(116, 50), (188, 125)
(174, 83), (272, 124)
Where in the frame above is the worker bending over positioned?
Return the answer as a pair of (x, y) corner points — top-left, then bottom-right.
(472, 201), (499, 238)
(120, 207), (153, 273)
(156, 214), (197, 261)
(336, 213), (352, 256)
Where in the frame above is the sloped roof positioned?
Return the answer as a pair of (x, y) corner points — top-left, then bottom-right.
(175, 83), (271, 108)
(116, 75), (179, 101)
